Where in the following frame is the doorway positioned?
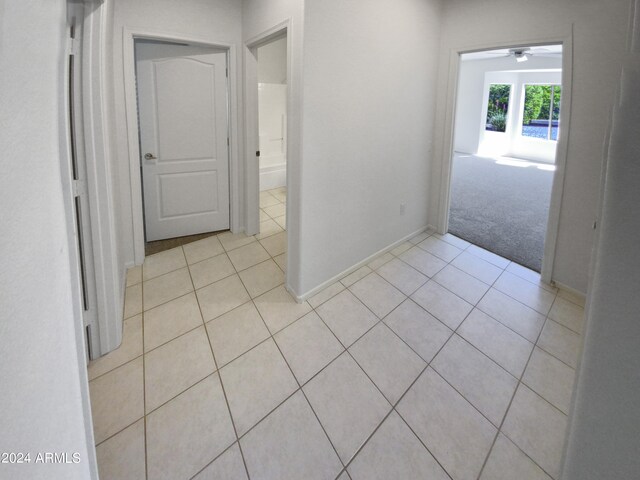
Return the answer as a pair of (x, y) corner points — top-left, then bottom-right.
(447, 44), (564, 273)
(134, 39), (231, 253)
(258, 34), (288, 236)
(251, 32), (289, 272)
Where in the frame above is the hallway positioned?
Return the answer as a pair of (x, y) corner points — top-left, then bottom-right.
(88, 225), (582, 480)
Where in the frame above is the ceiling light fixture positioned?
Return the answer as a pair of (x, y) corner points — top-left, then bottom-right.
(515, 51), (529, 62)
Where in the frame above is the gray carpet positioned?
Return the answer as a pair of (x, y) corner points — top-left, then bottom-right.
(448, 154), (554, 272)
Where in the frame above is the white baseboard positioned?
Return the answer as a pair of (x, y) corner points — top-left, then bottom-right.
(551, 280), (587, 305)
(426, 224), (440, 234)
(293, 225), (429, 302)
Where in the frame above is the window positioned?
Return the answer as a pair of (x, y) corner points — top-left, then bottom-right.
(485, 84), (512, 133)
(522, 84), (561, 141)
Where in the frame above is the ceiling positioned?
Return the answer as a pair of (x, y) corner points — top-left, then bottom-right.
(461, 44), (563, 61)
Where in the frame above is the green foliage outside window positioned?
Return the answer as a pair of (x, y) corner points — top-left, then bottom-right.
(488, 111), (507, 132)
(485, 84), (511, 132)
(523, 85), (562, 124)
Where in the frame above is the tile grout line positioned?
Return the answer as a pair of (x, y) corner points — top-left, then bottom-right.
(120, 234), (549, 390)
(308, 310), (397, 478)
(96, 372), (215, 446)
(250, 299), (348, 473)
(98, 332), (362, 466)
(141, 257), (149, 480)
(475, 290), (563, 480)
(111, 260), (307, 382)
(187, 245), (253, 480)
(198, 218), (288, 479)
(92, 289), (286, 385)
(441, 259), (572, 360)
(545, 315), (582, 336)
(306, 235), (543, 440)
(414, 264), (508, 480)
(416, 271), (509, 426)
(395, 365), (461, 480)
(189, 261), (383, 476)
(95, 207), (290, 473)
(366, 243), (531, 480)
(108, 229), (577, 479)
(307, 277), (457, 478)
(332, 300), (464, 480)
(188, 440), (244, 480)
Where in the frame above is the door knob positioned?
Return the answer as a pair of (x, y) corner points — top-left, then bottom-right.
(144, 153), (157, 160)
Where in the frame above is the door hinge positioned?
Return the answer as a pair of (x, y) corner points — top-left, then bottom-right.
(256, 151), (261, 157)
(227, 137), (230, 147)
(72, 179), (86, 198)
(67, 37), (78, 56)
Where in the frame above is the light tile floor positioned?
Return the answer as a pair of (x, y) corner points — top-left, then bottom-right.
(89, 195), (583, 480)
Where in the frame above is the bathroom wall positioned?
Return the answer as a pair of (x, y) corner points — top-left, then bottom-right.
(258, 37), (287, 190)
(258, 36), (287, 84)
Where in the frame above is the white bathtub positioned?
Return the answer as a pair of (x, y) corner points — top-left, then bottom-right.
(260, 155), (286, 191)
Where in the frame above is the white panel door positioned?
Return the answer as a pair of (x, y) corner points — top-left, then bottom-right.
(137, 50), (229, 241)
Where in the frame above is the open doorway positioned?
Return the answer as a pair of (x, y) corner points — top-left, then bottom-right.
(254, 34), (288, 272)
(448, 45), (563, 272)
(134, 39), (231, 255)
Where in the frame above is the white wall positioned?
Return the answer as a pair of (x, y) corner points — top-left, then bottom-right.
(109, 0), (243, 268)
(258, 36), (287, 84)
(0, 1), (95, 478)
(455, 54), (562, 155)
(257, 37), (288, 175)
(431, 0), (629, 293)
(563, 50), (640, 479)
(258, 83), (287, 167)
(299, 0), (443, 295)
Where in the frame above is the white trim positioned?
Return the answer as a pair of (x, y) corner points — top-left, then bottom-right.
(541, 33), (574, 283)
(122, 28), (241, 264)
(244, 20), (291, 236)
(435, 33), (574, 284)
(62, 2), (99, 478)
(434, 49), (461, 235)
(552, 281), (587, 305)
(81, 0), (122, 356)
(293, 226), (429, 303)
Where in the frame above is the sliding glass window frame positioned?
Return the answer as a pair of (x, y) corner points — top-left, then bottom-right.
(521, 84), (561, 141)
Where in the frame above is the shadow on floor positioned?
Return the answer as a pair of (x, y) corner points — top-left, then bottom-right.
(145, 231), (227, 256)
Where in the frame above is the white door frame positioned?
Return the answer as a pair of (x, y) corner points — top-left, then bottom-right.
(123, 28), (240, 264)
(243, 20), (292, 276)
(75, 0), (122, 357)
(435, 33), (574, 283)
